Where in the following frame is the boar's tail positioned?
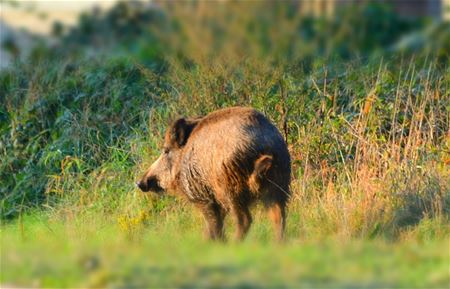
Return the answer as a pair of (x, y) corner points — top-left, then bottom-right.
(248, 154), (273, 193)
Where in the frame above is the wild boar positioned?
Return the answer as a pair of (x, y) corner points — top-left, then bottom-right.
(137, 107), (291, 241)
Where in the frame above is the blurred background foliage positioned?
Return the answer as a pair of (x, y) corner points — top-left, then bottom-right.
(1, 1), (449, 287)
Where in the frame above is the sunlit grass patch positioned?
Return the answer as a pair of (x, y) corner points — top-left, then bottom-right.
(1, 212), (448, 288)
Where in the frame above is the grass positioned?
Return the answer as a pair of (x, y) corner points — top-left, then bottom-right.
(1, 55), (449, 287)
(1, 210), (448, 288)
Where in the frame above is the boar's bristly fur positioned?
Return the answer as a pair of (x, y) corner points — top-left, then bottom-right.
(138, 107), (291, 241)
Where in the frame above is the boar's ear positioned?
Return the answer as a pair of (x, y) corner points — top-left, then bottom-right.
(169, 118), (198, 148)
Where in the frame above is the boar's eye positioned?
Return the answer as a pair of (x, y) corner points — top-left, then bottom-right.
(163, 147), (170, 154)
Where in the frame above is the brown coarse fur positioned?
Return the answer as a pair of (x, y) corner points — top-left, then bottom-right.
(137, 107), (291, 241)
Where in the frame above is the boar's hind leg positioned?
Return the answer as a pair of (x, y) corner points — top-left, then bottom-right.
(197, 202), (227, 241)
(231, 203), (252, 241)
(267, 200), (286, 242)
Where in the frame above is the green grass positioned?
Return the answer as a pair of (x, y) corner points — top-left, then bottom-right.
(1, 211), (448, 288)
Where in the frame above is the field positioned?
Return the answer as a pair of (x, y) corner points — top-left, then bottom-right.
(1, 2), (449, 288)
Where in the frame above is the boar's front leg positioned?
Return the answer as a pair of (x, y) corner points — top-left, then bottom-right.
(196, 201), (227, 241)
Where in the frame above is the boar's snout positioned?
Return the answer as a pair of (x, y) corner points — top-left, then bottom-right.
(136, 179), (148, 192)
(136, 175), (163, 193)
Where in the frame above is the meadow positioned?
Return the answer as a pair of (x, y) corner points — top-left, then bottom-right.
(1, 2), (449, 288)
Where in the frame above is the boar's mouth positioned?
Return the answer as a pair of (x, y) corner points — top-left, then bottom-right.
(137, 177), (164, 194)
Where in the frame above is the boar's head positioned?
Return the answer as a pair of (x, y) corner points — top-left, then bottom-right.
(137, 117), (200, 193)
